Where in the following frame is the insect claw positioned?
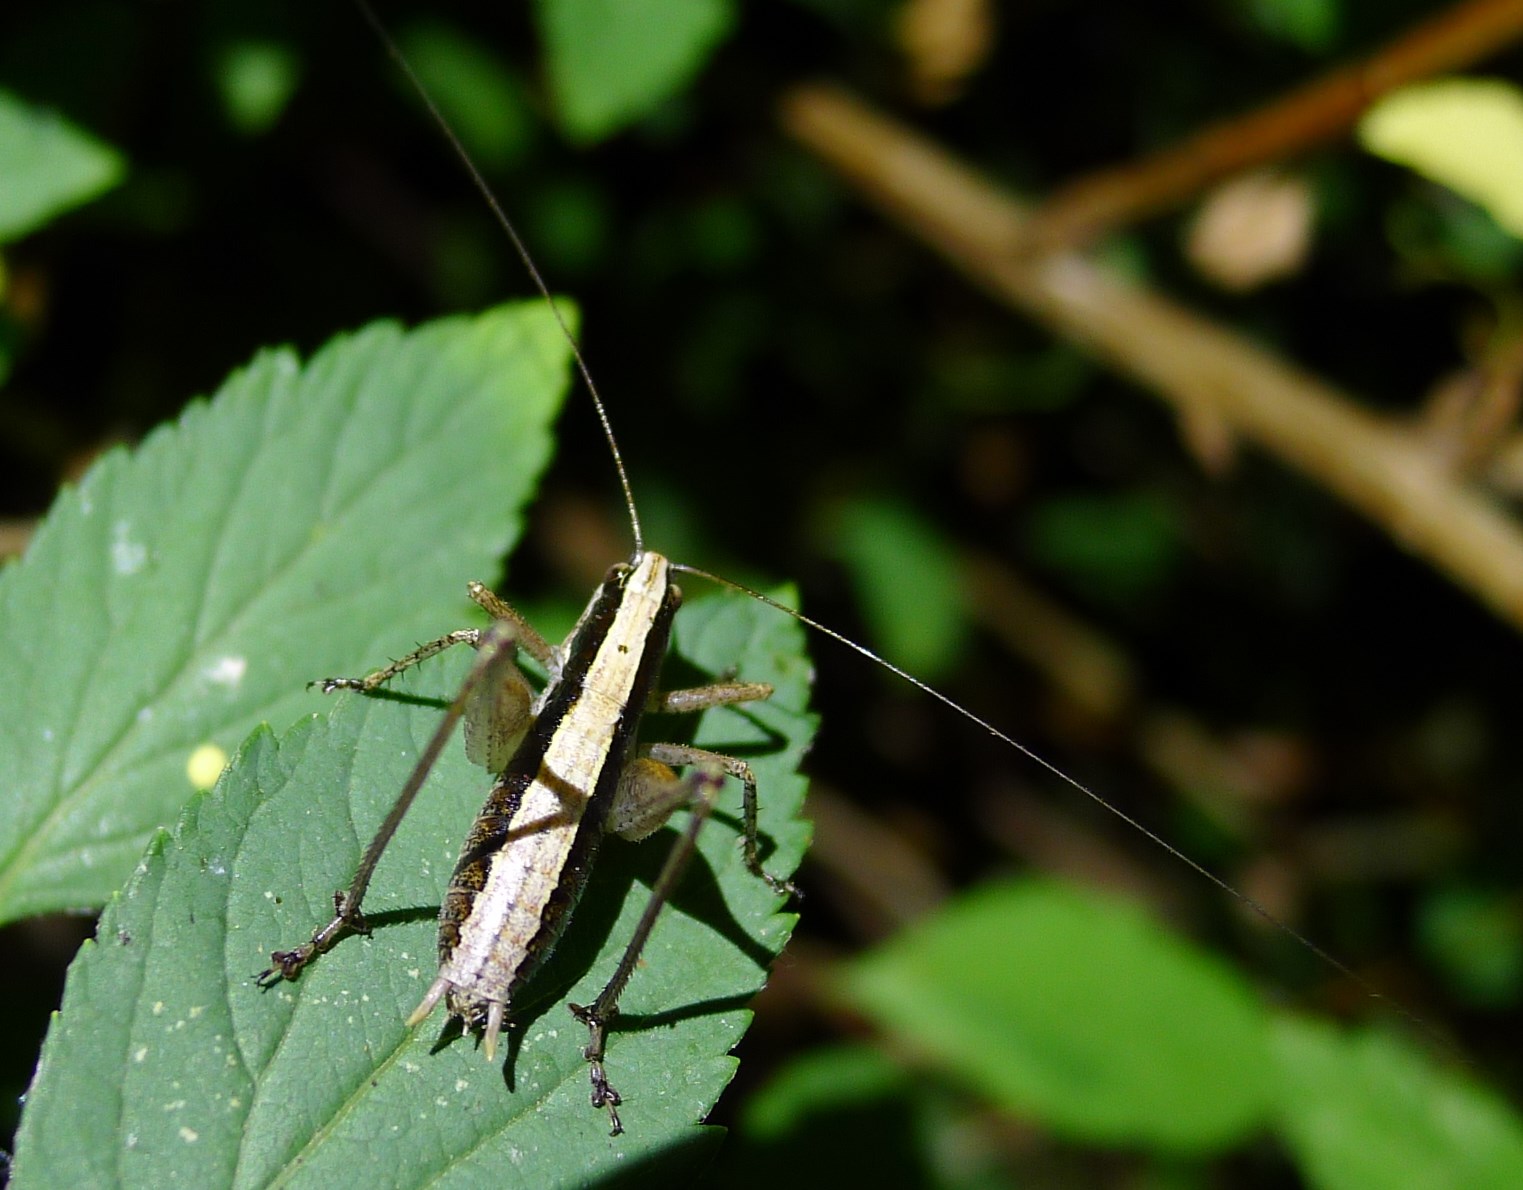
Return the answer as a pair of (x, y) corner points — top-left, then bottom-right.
(599, 1085), (624, 1137)
(571, 999), (625, 1132)
(586, 1057), (624, 1135)
(256, 944), (312, 985)
(765, 872), (802, 900)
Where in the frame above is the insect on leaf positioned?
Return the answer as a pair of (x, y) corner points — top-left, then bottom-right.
(0, 303), (571, 922)
(12, 581), (814, 1186)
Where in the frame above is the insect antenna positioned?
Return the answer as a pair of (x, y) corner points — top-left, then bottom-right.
(354, 0), (1448, 1059)
(352, 0), (645, 556)
(671, 560), (1450, 1049)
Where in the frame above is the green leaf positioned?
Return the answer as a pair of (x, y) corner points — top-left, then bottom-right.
(830, 497), (967, 679)
(1242, 0), (1339, 52)
(742, 1043), (910, 1141)
(12, 579), (812, 1186)
(1417, 885), (1523, 1007)
(535, 0), (736, 144)
(0, 303), (571, 921)
(1384, 188), (1523, 284)
(1359, 78), (1523, 240)
(840, 879), (1273, 1152)
(0, 88), (124, 241)
(1024, 490), (1181, 604)
(1271, 1016), (1523, 1190)
(726, 1044), (944, 1189)
(524, 178), (613, 277)
(399, 20), (535, 170)
(216, 40), (302, 136)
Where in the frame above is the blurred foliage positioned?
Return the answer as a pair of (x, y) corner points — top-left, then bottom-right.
(538, 0), (737, 143)
(840, 880), (1275, 1151)
(4, 0), (1523, 1185)
(831, 495), (967, 677)
(1242, 0), (1342, 53)
(0, 89), (122, 243)
(1361, 77), (1523, 239)
(213, 39), (301, 137)
(1024, 489), (1183, 608)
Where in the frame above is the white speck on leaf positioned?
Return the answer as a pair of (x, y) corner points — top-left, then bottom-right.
(111, 520), (147, 575)
(203, 655), (247, 688)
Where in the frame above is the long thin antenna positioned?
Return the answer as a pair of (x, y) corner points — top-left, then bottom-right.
(670, 561), (1450, 1049)
(353, 0), (1447, 1059)
(352, 0), (645, 555)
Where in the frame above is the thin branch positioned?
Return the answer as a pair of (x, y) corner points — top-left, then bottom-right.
(781, 83), (1523, 635)
(1022, 0), (1523, 251)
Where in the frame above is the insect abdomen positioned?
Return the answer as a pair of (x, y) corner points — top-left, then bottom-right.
(415, 554), (680, 1048)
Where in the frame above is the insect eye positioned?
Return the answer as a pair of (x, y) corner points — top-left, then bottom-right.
(606, 563), (631, 584)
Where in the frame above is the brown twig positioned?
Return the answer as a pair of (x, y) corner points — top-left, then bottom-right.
(1419, 328), (1523, 474)
(780, 83), (1523, 635)
(1022, 0), (1523, 251)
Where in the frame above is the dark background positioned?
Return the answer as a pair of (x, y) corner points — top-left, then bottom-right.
(3, 1), (1522, 1183)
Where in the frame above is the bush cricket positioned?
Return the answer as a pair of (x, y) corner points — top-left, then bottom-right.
(258, 0), (1421, 1140)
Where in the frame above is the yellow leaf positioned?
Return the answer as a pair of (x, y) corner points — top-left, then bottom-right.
(1360, 78), (1523, 239)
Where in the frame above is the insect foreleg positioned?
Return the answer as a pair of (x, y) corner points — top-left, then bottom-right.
(311, 628), (481, 695)
(464, 580), (558, 669)
(313, 580), (558, 696)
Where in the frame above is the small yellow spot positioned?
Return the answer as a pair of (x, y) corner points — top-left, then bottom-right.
(186, 743), (228, 790)
(179, 1127), (199, 1143)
